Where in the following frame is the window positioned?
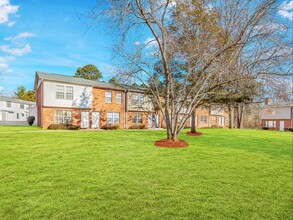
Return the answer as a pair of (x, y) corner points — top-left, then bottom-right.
(20, 104), (24, 109)
(22, 113), (24, 117)
(107, 112), (120, 124)
(106, 91), (112, 103)
(132, 113), (143, 123)
(17, 113), (20, 119)
(116, 92), (122, 104)
(56, 85), (73, 100)
(55, 110), (72, 124)
(267, 121), (276, 128)
(132, 94), (144, 106)
(6, 101), (11, 107)
(212, 116), (217, 124)
(200, 116), (207, 124)
(65, 86), (73, 100)
(56, 85), (65, 99)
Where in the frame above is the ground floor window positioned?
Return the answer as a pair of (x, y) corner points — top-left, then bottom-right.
(211, 116), (217, 124)
(55, 110), (72, 124)
(200, 116), (207, 124)
(265, 120), (276, 128)
(132, 113), (143, 123)
(107, 112), (120, 124)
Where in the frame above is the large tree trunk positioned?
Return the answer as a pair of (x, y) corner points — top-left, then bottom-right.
(236, 102), (245, 128)
(190, 109), (196, 133)
(167, 128), (179, 141)
(228, 104), (233, 129)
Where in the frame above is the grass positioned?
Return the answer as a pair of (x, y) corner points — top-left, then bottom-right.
(0, 126), (292, 219)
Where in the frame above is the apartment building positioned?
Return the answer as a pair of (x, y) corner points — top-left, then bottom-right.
(35, 71), (228, 129)
(0, 96), (37, 125)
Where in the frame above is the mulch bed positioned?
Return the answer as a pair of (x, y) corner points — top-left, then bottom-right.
(154, 139), (189, 148)
(186, 131), (203, 136)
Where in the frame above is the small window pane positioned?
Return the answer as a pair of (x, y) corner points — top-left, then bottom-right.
(6, 101), (11, 107)
(20, 104), (24, 109)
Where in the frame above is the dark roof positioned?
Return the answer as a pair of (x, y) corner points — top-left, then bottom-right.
(120, 84), (146, 93)
(266, 100), (293, 107)
(0, 96), (36, 105)
(36, 71), (126, 91)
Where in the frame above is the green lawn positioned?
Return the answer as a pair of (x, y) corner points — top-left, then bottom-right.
(0, 127), (292, 219)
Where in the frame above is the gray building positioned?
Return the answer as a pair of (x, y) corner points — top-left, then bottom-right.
(0, 96), (37, 125)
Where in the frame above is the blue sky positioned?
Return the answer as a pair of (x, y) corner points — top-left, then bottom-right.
(0, 0), (292, 95)
(0, 0), (117, 95)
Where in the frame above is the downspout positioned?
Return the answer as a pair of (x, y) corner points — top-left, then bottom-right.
(125, 90), (128, 129)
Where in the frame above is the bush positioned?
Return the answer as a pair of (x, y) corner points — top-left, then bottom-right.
(47, 124), (79, 130)
(262, 127), (269, 130)
(211, 125), (223, 128)
(101, 124), (119, 130)
(27, 116), (35, 126)
(129, 124), (146, 129)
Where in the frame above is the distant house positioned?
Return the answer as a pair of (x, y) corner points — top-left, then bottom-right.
(261, 98), (293, 131)
(0, 96), (37, 125)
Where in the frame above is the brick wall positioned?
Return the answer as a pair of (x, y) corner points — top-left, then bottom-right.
(261, 119), (292, 130)
(93, 87), (125, 129)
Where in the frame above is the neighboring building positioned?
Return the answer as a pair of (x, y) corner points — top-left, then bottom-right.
(35, 71), (229, 129)
(0, 96), (37, 125)
(261, 98), (293, 131)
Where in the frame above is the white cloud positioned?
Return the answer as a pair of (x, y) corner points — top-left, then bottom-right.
(134, 41), (141, 46)
(7, 21), (15, 27)
(278, 0), (293, 20)
(0, 0), (19, 25)
(4, 32), (35, 41)
(0, 44), (31, 56)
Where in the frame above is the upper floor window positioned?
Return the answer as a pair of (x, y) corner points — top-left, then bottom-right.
(116, 92), (122, 104)
(56, 85), (65, 99)
(65, 86), (73, 100)
(132, 94), (144, 106)
(107, 112), (120, 124)
(55, 110), (72, 124)
(200, 116), (207, 124)
(132, 113), (143, 124)
(6, 101), (11, 108)
(106, 91), (112, 103)
(20, 104), (24, 109)
(56, 85), (73, 100)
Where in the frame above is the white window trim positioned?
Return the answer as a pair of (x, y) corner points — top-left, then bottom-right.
(106, 91), (112, 103)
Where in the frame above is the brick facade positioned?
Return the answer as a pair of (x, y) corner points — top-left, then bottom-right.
(92, 88), (125, 129)
(261, 119), (292, 130)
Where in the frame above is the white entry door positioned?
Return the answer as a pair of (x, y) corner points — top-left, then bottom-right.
(92, 112), (100, 129)
(154, 114), (159, 128)
(218, 116), (222, 126)
(81, 112), (90, 129)
(279, 121), (284, 131)
(148, 114), (153, 128)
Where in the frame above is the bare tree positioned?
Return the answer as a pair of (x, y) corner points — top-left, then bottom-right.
(90, 0), (289, 142)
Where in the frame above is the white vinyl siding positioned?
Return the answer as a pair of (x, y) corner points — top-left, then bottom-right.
(107, 112), (120, 124)
(43, 81), (92, 108)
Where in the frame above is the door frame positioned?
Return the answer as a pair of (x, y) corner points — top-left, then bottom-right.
(81, 111), (90, 129)
(92, 111), (100, 129)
